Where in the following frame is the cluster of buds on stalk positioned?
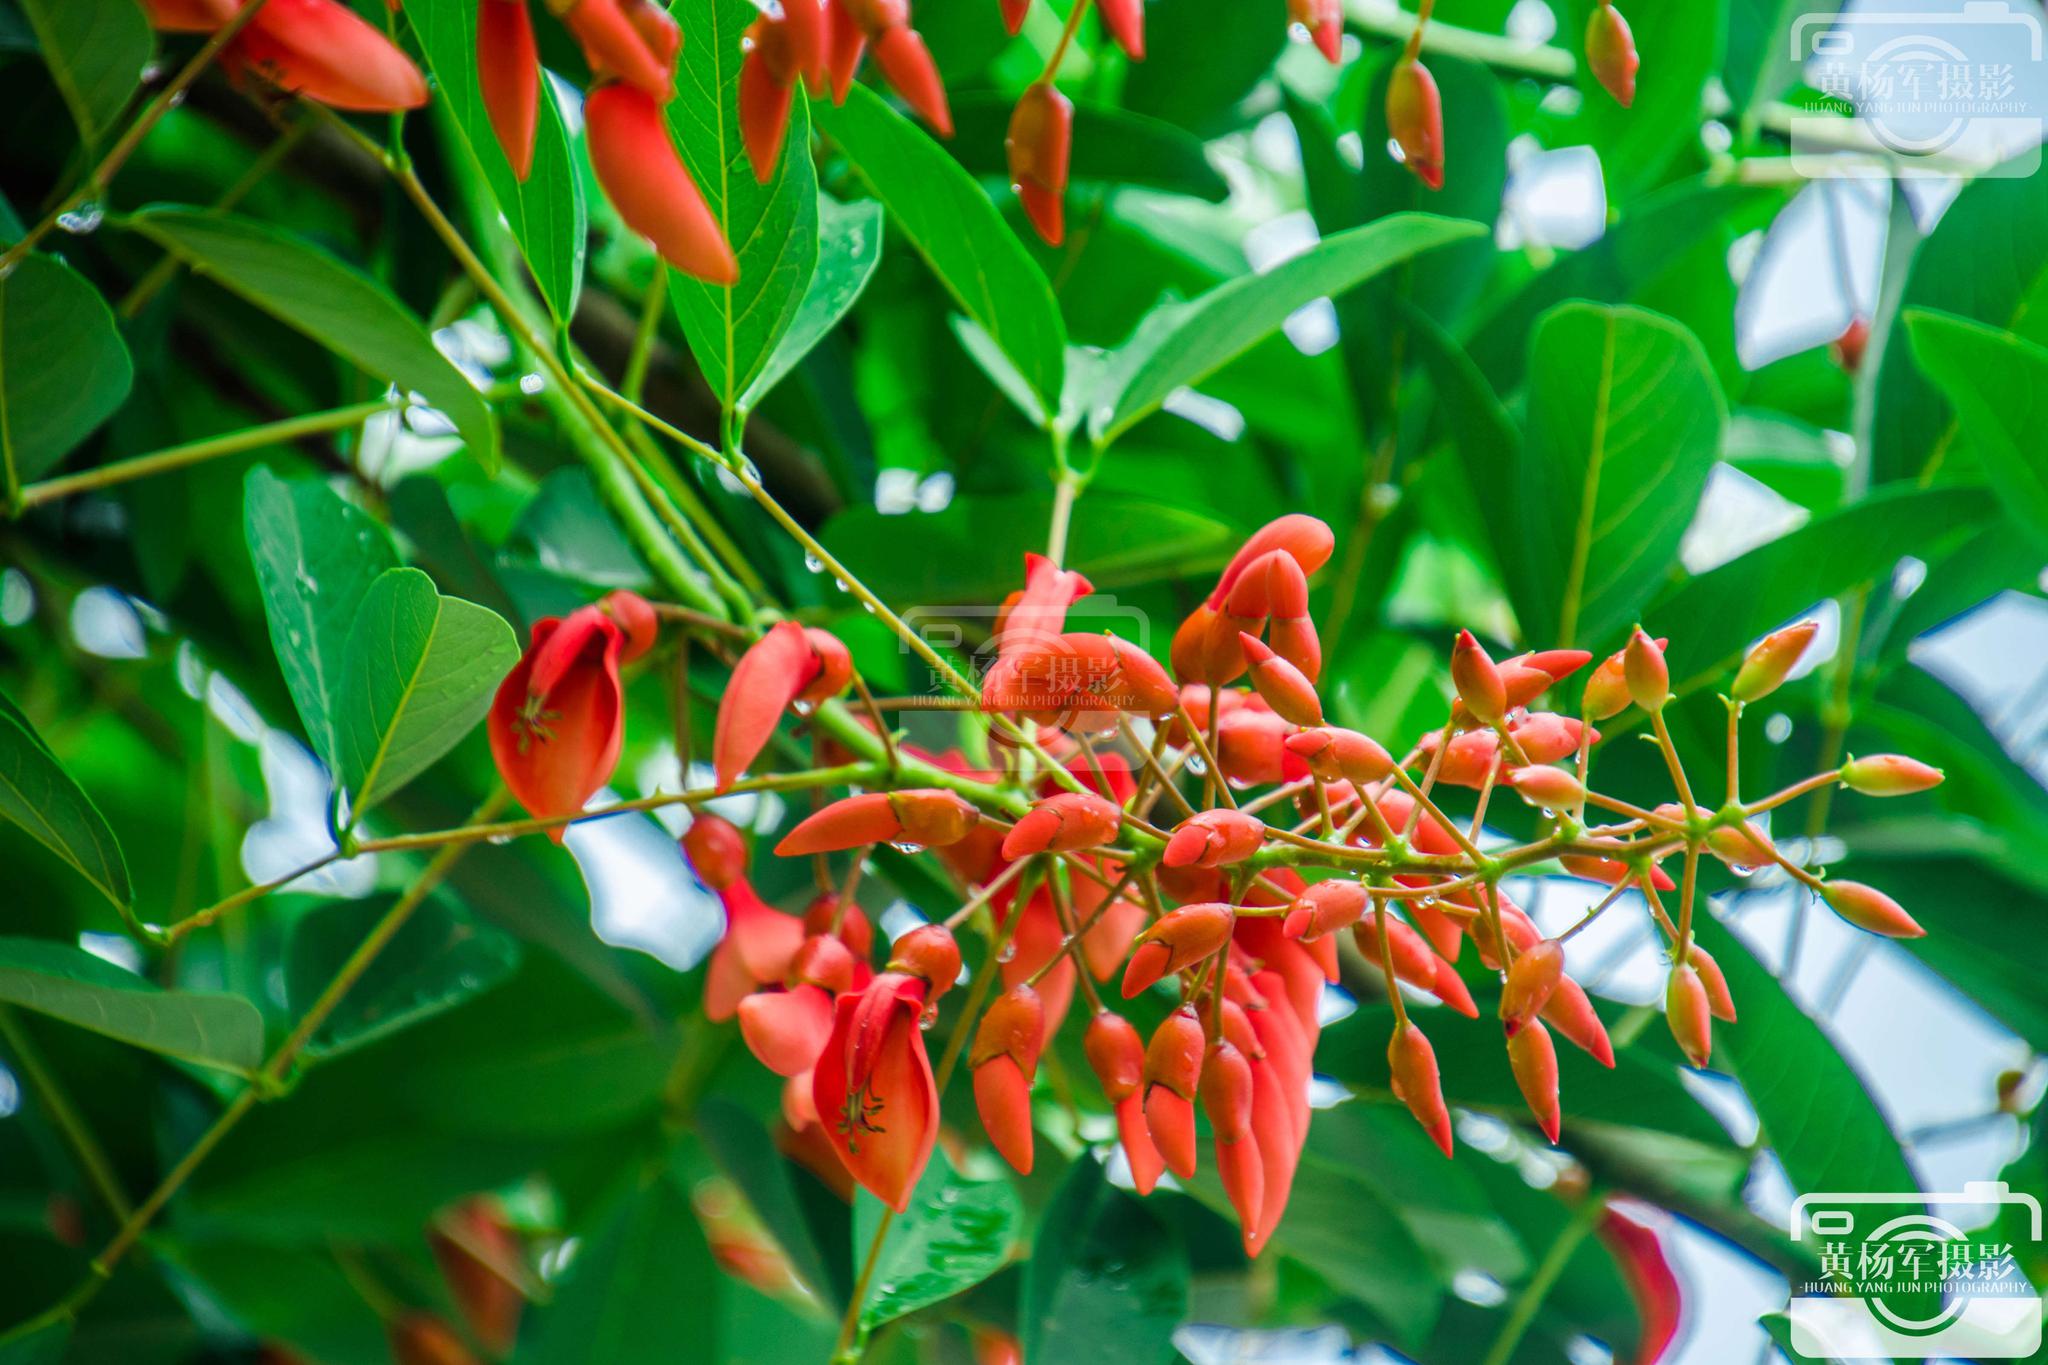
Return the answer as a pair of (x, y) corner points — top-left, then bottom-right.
(675, 511), (1941, 1254)
(742, 0), (953, 182)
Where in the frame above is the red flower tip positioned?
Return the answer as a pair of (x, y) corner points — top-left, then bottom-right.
(1006, 82), (1073, 247)
(1162, 808), (1265, 869)
(585, 83), (738, 284)
(1665, 961), (1714, 1068)
(871, 26), (951, 136)
(681, 813), (750, 889)
(229, 0), (428, 112)
(1386, 58), (1444, 189)
(1507, 1019), (1562, 1144)
(1500, 938), (1566, 1036)
(1584, 1), (1639, 107)
(478, 0), (540, 180)
(1000, 790), (1122, 859)
(1388, 1023), (1454, 1157)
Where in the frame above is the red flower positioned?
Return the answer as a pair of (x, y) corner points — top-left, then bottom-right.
(222, 0), (428, 112)
(487, 606), (626, 835)
(812, 971), (940, 1210)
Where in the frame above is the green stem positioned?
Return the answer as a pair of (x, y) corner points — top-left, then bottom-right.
(1477, 1196), (1603, 1365)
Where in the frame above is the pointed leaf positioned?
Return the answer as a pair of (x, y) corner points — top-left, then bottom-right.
(739, 195), (882, 415)
(852, 1154), (1020, 1332)
(244, 467), (400, 772)
(1088, 214), (1487, 446)
(337, 568), (518, 815)
(0, 254), (133, 485)
(404, 0), (585, 321)
(129, 209), (500, 471)
(1021, 1154), (1188, 1364)
(18, 0), (151, 146)
(1902, 309), (2048, 551)
(0, 937), (260, 1074)
(666, 0), (820, 414)
(1515, 302), (1724, 648)
(0, 691), (130, 908)
(815, 83), (1066, 416)
(521, 1174), (720, 1364)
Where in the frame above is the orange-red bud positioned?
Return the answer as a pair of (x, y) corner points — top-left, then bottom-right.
(971, 985), (1045, 1173)
(1001, 790), (1121, 859)
(478, 0), (540, 180)
(774, 788), (981, 856)
(1283, 880), (1368, 941)
(1388, 1023), (1453, 1156)
(1500, 938), (1566, 1036)
(1285, 726), (1394, 784)
(682, 813), (750, 889)
(889, 922), (964, 992)
(1451, 630), (1507, 726)
(1386, 58), (1444, 189)
(1162, 808), (1265, 869)
(1584, 636), (1665, 720)
(1623, 627), (1669, 712)
(585, 83), (738, 284)
(1142, 1008), (1205, 1178)
(1822, 880), (1925, 938)
(1507, 1019), (1562, 1144)
(1841, 754), (1945, 797)
(1584, 1), (1638, 107)
(1687, 944), (1737, 1022)
(1239, 632), (1324, 726)
(1121, 903), (1233, 997)
(1084, 1009), (1144, 1101)
(598, 589), (659, 663)
(1007, 82), (1073, 247)
(1732, 621), (1818, 702)
(1665, 961), (1713, 1068)
(870, 25), (952, 136)
(1506, 765), (1583, 809)
(1287, 0), (1342, 63)
(740, 14), (800, 182)
(1099, 0), (1144, 57)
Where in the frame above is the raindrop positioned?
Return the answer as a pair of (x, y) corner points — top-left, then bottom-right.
(57, 202), (103, 235)
(803, 551), (825, 573)
(890, 842), (925, 856)
(519, 372), (545, 395)
(995, 940), (1017, 963)
(486, 832), (515, 846)
(1730, 864), (1756, 878)
(1185, 755), (1207, 775)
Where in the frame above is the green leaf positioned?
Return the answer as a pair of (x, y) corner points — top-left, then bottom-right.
(0, 936), (261, 1074)
(666, 0), (820, 415)
(821, 491), (1232, 604)
(1089, 214), (1487, 446)
(815, 83), (1066, 417)
(243, 467), (401, 773)
(1121, 0), (1285, 134)
(1514, 302), (1724, 648)
(405, 0), (586, 321)
(1551, 0), (1728, 199)
(1902, 309), (2048, 551)
(0, 254), (134, 485)
(129, 208), (500, 471)
(697, 1097), (841, 1307)
(285, 895), (520, 1060)
(1648, 484), (1995, 695)
(944, 95), (1229, 203)
(852, 1153), (1020, 1333)
(1020, 1154), (1187, 1364)
(336, 567), (518, 816)
(521, 1174), (721, 1364)
(0, 1322), (70, 1363)
(19, 0), (151, 146)
(1872, 166), (2048, 484)
(1693, 914), (1919, 1199)
(739, 195), (882, 415)
(0, 691), (130, 908)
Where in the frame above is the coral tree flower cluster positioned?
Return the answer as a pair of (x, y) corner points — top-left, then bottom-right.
(658, 510), (1944, 1261)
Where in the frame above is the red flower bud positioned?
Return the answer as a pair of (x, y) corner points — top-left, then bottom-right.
(999, 0), (1029, 34)
(1121, 903), (1233, 998)
(1507, 1018), (1562, 1144)
(1705, 818), (1774, 871)
(682, 813), (750, 889)
(1561, 854), (1677, 892)
(1001, 790), (1122, 858)
(971, 985), (1046, 1173)
(740, 981), (837, 1075)
(1386, 58), (1444, 190)
(1388, 1023), (1453, 1157)
(1833, 315), (1871, 372)
(1283, 880), (1368, 942)
(1099, 0), (1144, 57)
(585, 83), (738, 283)
(1285, 726), (1394, 784)
(1451, 629), (1507, 726)
(1501, 938), (1566, 1036)
(1264, 553), (1321, 681)
(740, 14), (800, 182)
(478, 0), (540, 180)
(1841, 753), (1945, 797)
(427, 1198), (525, 1358)
(1584, 636), (1664, 720)
(1822, 880), (1925, 939)
(1199, 1040), (1256, 1144)
(1287, 0), (1342, 62)
(1623, 627), (1669, 711)
(1506, 765), (1583, 809)
(1237, 633), (1324, 726)
(781, 0), (828, 85)
(1584, 1), (1638, 107)
(599, 589), (658, 663)
(870, 24), (952, 136)
(560, 0), (674, 99)
(715, 622), (819, 789)
(796, 629), (854, 704)
(1687, 943), (1737, 1022)
(1732, 620), (1818, 702)
(1208, 515), (1335, 609)
(1007, 82), (1073, 247)
(1543, 974), (1615, 1067)
(222, 0), (427, 111)
(1512, 712), (1594, 765)
(488, 607), (626, 833)
(775, 788), (981, 856)
(1084, 1009), (1143, 1100)
(888, 922), (963, 994)
(1142, 1009), (1204, 1178)
(1162, 808), (1266, 870)
(1665, 961), (1713, 1068)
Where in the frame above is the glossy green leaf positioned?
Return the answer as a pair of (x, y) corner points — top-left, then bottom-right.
(667, 0), (819, 415)
(286, 895), (520, 1060)
(1514, 302), (1724, 648)
(522, 1174), (721, 1364)
(1902, 309), (2048, 551)
(19, 0), (150, 146)
(405, 0), (586, 320)
(0, 936), (260, 1074)
(740, 195), (882, 415)
(1021, 1154), (1187, 1364)
(1648, 484), (1995, 695)
(1693, 914), (1918, 1199)
(244, 467), (401, 773)
(1089, 214), (1487, 446)
(945, 95), (1229, 202)
(336, 567), (518, 816)
(1552, 0), (1728, 199)
(816, 83), (1066, 416)
(1121, 0), (1286, 134)
(822, 491), (1232, 604)
(851, 1154), (1020, 1332)
(0, 254), (134, 485)
(0, 692), (130, 908)
(130, 209), (500, 470)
